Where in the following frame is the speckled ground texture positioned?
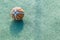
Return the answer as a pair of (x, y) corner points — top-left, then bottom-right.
(0, 0), (60, 40)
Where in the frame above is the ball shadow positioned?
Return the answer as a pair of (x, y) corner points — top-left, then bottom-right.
(10, 20), (24, 36)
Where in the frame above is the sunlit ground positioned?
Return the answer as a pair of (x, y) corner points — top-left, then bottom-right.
(0, 0), (60, 40)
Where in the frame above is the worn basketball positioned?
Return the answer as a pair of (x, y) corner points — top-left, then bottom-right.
(11, 7), (24, 20)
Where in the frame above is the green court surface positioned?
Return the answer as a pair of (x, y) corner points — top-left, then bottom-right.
(0, 0), (60, 40)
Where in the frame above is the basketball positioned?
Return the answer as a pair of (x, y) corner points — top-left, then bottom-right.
(11, 7), (24, 20)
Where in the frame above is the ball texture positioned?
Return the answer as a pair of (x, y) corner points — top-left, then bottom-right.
(11, 7), (24, 20)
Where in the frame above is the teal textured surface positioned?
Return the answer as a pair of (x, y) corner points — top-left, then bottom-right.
(0, 0), (60, 40)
